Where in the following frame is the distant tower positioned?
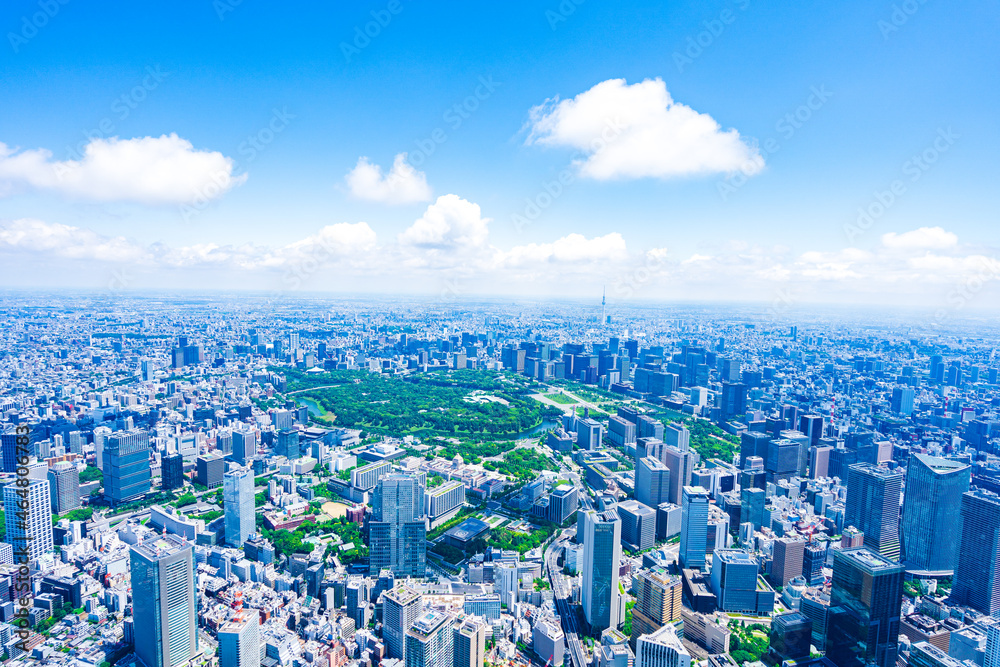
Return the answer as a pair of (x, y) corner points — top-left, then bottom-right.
(602, 286), (606, 324)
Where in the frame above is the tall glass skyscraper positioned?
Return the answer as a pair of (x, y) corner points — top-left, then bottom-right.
(827, 547), (904, 667)
(953, 489), (1000, 616)
(582, 508), (622, 635)
(679, 486), (709, 570)
(900, 454), (970, 574)
(103, 428), (151, 506)
(130, 535), (198, 667)
(224, 466), (255, 547)
(844, 464), (903, 561)
(370, 474), (427, 577)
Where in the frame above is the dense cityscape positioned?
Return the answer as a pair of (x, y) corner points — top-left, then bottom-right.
(0, 292), (997, 667)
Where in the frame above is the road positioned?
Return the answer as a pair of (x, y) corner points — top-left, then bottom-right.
(544, 530), (588, 667)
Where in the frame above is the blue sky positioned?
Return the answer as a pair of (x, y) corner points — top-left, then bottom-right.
(1, 0), (998, 309)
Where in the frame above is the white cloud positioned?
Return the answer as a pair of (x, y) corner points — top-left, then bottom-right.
(345, 153), (432, 204)
(881, 226), (958, 250)
(526, 78), (763, 180)
(0, 218), (147, 262)
(398, 195), (490, 249)
(501, 233), (628, 267)
(0, 134), (247, 204)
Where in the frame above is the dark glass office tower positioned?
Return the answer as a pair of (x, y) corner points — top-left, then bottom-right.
(844, 463), (903, 560)
(131, 535), (198, 667)
(827, 548), (904, 667)
(952, 489), (1000, 616)
(103, 429), (151, 505)
(369, 474), (426, 577)
(900, 454), (970, 574)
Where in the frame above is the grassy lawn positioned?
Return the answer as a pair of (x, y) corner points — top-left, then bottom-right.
(544, 392), (578, 405)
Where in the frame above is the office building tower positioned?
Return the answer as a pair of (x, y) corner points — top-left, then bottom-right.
(383, 585), (422, 661)
(224, 467), (255, 547)
(48, 461), (81, 514)
(548, 485), (579, 525)
(636, 457), (670, 510)
(4, 479), (53, 560)
(454, 616), (487, 667)
(351, 460), (392, 491)
(103, 429), (151, 505)
(766, 438), (801, 483)
(799, 415), (825, 447)
(771, 537), (805, 587)
(276, 428), (300, 459)
(800, 588), (830, 651)
(809, 445), (832, 479)
(370, 475), (427, 577)
(617, 500), (657, 551)
(661, 443), (697, 506)
(900, 454), (970, 575)
(740, 487), (765, 531)
(131, 535), (198, 667)
(582, 509), (622, 634)
(425, 481), (465, 522)
(740, 432), (771, 469)
(405, 610), (455, 667)
(232, 430), (257, 465)
(719, 382), (747, 421)
(803, 542), (826, 585)
(844, 464), (903, 561)
(983, 620), (1000, 667)
(608, 416), (636, 448)
(711, 549), (774, 614)
(891, 387), (915, 416)
(770, 612), (813, 663)
(161, 453), (184, 491)
(656, 502), (682, 542)
(635, 623), (691, 667)
(532, 617), (565, 667)
(630, 568), (682, 645)
(827, 548), (904, 667)
(218, 613), (260, 667)
(679, 486), (709, 570)
(196, 453), (225, 489)
(953, 489), (1000, 615)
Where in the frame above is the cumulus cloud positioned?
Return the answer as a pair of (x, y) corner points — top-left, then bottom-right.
(501, 232), (628, 267)
(0, 134), (247, 204)
(0, 218), (147, 262)
(345, 153), (432, 204)
(398, 195), (490, 249)
(881, 226), (958, 250)
(526, 78), (763, 180)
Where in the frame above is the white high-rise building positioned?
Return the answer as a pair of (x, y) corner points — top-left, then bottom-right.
(4, 479), (53, 560)
(384, 585), (422, 661)
(635, 623), (692, 667)
(582, 508), (622, 634)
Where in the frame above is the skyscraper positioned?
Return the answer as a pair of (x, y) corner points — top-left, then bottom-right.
(383, 585), (422, 661)
(161, 452), (185, 491)
(636, 456), (670, 510)
(47, 461), (81, 514)
(370, 474), (427, 577)
(900, 454), (970, 574)
(679, 486), (709, 570)
(770, 612), (813, 663)
(630, 568), (682, 646)
(4, 479), (53, 560)
(582, 508), (622, 635)
(405, 610), (455, 667)
(453, 615), (486, 667)
(844, 463), (903, 561)
(224, 466), (255, 547)
(103, 428), (152, 506)
(771, 537), (805, 587)
(218, 612), (260, 667)
(953, 489), (1000, 616)
(131, 535), (199, 667)
(827, 548), (904, 667)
